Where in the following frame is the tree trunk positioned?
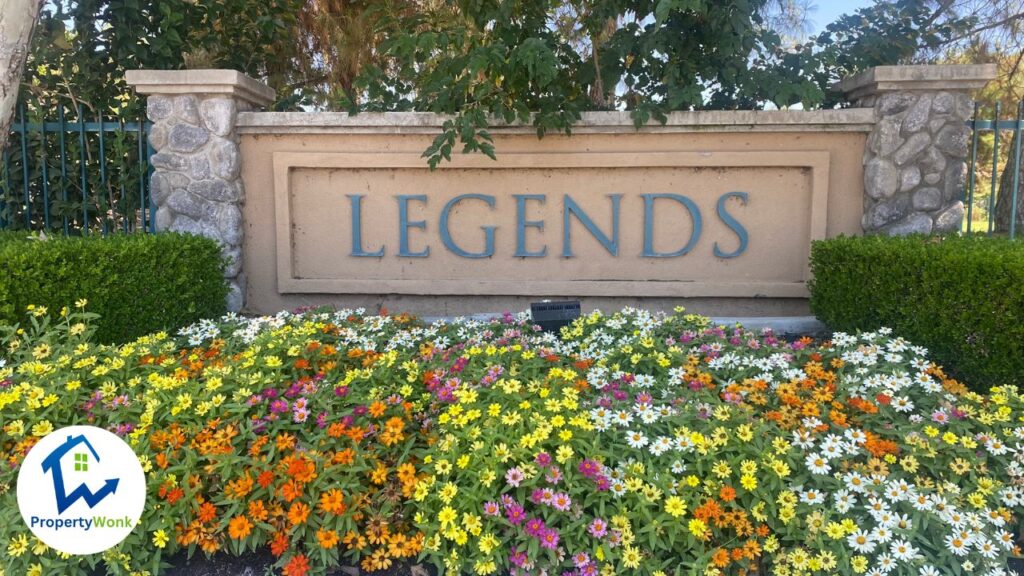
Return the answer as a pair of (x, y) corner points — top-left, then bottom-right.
(994, 130), (1024, 234)
(0, 0), (44, 154)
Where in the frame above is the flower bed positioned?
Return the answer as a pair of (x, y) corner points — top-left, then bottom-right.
(1, 306), (1023, 576)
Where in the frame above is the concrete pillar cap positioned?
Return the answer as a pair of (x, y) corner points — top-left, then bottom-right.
(126, 69), (275, 108)
(834, 64), (997, 101)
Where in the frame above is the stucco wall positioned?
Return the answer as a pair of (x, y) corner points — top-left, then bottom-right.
(238, 112), (868, 317)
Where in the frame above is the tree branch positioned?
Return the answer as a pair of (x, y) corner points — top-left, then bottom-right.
(943, 11), (1024, 44)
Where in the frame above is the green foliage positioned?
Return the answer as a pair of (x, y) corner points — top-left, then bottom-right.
(808, 234), (1024, 389)
(357, 0), (981, 166)
(806, 0), (976, 108)
(0, 108), (150, 233)
(22, 0), (303, 120)
(0, 232), (227, 342)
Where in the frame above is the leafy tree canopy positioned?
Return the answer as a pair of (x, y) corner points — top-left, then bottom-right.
(17, 0), (1022, 165)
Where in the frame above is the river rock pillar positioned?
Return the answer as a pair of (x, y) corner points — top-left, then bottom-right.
(126, 69), (275, 312)
(837, 64), (997, 235)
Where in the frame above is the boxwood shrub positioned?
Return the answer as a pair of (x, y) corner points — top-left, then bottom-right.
(809, 234), (1024, 388)
(0, 231), (227, 342)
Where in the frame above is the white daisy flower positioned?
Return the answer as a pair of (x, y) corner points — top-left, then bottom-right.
(625, 430), (649, 449)
(805, 453), (832, 475)
(890, 539), (919, 561)
(847, 529), (876, 553)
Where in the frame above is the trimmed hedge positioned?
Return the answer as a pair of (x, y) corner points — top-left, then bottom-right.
(809, 234), (1024, 388)
(0, 231), (227, 342)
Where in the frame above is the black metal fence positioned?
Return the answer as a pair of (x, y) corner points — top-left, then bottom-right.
(965, 101), (1024, 238)
(0, 104), (155, 235)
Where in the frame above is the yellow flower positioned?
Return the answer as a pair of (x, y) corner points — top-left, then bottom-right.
(152, 530), (169, 548)
(621, 546), (641, 569)
(31, 421), (53, 437)
(711, 461), (731, 478)
(439, 483), (458, 504)
(687, 519), (707, 538)
(7, 534), (28, 557)
(740, 474), (757, 490)
(478, 533), (499, 555)
(664, 496), (687, 518)
(850, 556), (868, 573)
(438, 506), (457, 526)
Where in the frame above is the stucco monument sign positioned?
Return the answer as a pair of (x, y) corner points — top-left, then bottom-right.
(126, 64), (996, 316)
(275, 151), (826, 299)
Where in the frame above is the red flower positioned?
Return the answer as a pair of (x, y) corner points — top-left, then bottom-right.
(283, 553), (310, 576)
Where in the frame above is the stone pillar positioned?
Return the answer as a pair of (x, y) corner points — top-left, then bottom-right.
(126, 70), (275, 312)
(837, 64), (996, 235)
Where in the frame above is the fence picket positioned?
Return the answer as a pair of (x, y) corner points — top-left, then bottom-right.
(17, 105), (30, 228)
(1011, 102), (1024, 240)
(58, 106), (69, 234)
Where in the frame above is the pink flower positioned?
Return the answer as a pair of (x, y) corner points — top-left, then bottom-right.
(509, 550), (528, 567)
(588, 518), (608, 538)
(539, 528), (560, 549)
(483, 501), (500, 516)
(505, 467), (525, 487)
(552, 492), (571, 511)
(545, 467), (563, 484)
(505, 504), (526, 525)
(573, 552), (591, 568)
(535, 452), (552, 467)
(525, 517), (547, 537)
(578, 459), (601, 479)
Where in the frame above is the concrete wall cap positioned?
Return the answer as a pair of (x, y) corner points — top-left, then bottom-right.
(237, 109), (877, 134)
(834, 64), (998, 100)
(125, 69), (275, 108)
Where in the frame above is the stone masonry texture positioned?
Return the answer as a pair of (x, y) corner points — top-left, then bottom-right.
(147, 94), (248, 312)
(856, 90), (973, 235)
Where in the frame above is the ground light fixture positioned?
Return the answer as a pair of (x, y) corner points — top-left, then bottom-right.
(530, 300), (581, 333)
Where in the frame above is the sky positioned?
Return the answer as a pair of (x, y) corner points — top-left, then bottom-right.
(809, 0), (877, 34)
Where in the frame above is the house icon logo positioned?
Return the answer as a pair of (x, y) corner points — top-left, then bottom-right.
(17, 425), (146, 555)
(41, 434), (120, 514)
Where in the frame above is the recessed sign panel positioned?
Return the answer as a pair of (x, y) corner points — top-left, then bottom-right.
(273, 151), (829, 297)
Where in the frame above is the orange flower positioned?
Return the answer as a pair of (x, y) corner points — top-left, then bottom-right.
(369, 462), (388, 485)
(225, 473), (254, 499)
(198, 501), (217, 523)
(711, 548), (730, 568)
(369, 401), (387, 418)
(270, 532), (289, 557)
(227, 515), (253, 540)
(319, 489), (346, 515)
(165, 487), (184, 505)
(327, 422), (346, 438)
(333, 448), (356, 465)
(288, 501), (310, 526)
(362, 548), (392, 571)
(248, 500), (269, 522)
(283, 553), (310, 576)
(257, 469), (274, 489)
(316, 528), (339, 549)
(286, 456), (317, 484)
(276, 433), (296, 452)
(280, 479), (303, 503)
(719, 486), (736, 502)
(396, 463), (416, 484)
